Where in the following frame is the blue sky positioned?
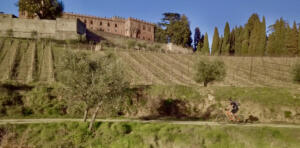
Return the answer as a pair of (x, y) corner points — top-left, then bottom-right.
(1, 0), (300, 45)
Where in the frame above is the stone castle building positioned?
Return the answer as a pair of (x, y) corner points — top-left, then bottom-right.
(19, 11), (155, 41)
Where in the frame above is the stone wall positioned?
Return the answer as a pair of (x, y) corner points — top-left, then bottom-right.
(0, 17), (86, 40)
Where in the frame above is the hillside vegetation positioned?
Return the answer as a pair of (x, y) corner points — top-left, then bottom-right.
(0, 37), (299, 88)
(0, 37), (300, 123)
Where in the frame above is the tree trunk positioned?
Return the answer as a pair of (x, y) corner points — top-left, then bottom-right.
(204, 81), (208, 87)
(83, 108), (89, 122)
(88, 102), (102, 131)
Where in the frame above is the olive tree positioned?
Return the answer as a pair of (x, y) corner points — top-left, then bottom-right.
(194, 58), (226, 87)
(17, 0), (64, 19)
(62, 51), (129, 131)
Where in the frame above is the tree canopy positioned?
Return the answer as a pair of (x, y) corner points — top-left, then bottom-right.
(61, 51), (129, 131)
(194, 58), (226, 87)
(155, 13), (192, 48)
(214, 13), (299, 56)
(211, 27), (220, 55)
(17, 0), (64, 19)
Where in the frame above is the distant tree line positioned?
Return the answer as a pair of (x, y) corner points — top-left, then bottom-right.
(155, 13), (300, 56)
(211, 13), (300, 56)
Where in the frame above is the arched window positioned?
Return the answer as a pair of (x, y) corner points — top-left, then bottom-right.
(90, 20), (93, 25)
(108, 22), (110, 27)
(100, 22), (102, 26)
(115, 24), (118, 28)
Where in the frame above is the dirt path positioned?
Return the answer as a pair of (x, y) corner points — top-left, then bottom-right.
(0, 119), (299, 129)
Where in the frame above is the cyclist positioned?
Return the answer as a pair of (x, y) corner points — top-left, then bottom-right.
(225, 98), (240, 122)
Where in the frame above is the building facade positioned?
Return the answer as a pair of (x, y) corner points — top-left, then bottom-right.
(61, 13), (155, 41)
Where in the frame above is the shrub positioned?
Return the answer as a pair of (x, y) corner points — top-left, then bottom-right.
(100, 40), (114, 48)
(78, 34), (87, 43)
(292, 62), (300, 83)
(6, 29), (13, 37)
(137, 43), (147, 50)
(127, 40), (137, 49)
(194, 58), (226, 87)
(31, 31), (38, 39)
(284, 111), (292, 118)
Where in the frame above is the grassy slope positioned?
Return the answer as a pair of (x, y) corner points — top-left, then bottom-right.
(0, 37), (299, 88)
(0, 37), (299, 122)
(1, 122), (299, 148)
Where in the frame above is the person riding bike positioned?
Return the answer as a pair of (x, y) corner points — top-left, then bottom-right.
(225, 98), (240, 122)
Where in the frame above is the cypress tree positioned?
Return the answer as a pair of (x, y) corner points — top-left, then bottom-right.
(234, 26), (243, 55)
(266, 18), (287, 55)
(248, 14), (261, 55)
(201, 33), (210, 55)
(298, 26), (300, 56)
(285, 21), (298, 55)
(194, 27), (201, 51)
(211, 27), (220, 55)
(222, 22), (230, 55)
(229, 28), (236, 55)
(241, 26), (249, 55)
(257, 16), (266, 55)
(179, 15), (192, 47)
(218, 36), (224, 55)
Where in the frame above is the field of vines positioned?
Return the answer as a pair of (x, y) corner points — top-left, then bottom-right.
(0, 38), (299, 88)
(0, 38), (55, 83)
(117, 51), (300, 88)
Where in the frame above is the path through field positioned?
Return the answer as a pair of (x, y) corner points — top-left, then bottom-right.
(0, 119), (299, 129)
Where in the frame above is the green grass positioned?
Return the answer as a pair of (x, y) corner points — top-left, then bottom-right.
(147, 85), (204, 100)
(213, 86), (300, 107)
(1, 122), (299, 148)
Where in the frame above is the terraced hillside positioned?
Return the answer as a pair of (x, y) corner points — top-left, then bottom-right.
(118, 51), (300, 88)
(0, 38), (299, 88)
(0, 38), (55, 83)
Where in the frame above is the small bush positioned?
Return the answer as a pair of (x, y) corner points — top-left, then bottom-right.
(127, 40), (137, 49)
(31, 31), (38, 39)
(194, 58), (226, 87)
(21, 107), (33, 116)
(100, 40), (114, 48)
(137, 43), (147, 49)
(78, 34), (87, 43)
(292, 62), (300, 83)
(284, 111), (292, 118)
(6, 29), (13, 37)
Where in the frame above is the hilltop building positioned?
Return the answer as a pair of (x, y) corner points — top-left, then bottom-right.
(19, 11), (155, 41)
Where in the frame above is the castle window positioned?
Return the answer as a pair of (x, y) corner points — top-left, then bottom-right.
(108, 23), (110, 27)
(90, 20), (93, 24)
(84, 20), (87, 24)
(115, 24), (118, 28)
(100, 22), (102, 26)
